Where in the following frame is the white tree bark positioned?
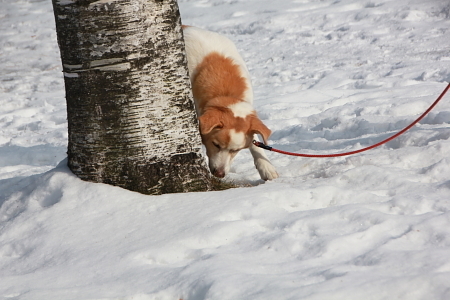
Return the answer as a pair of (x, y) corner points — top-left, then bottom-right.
(52, 0), (213, 194)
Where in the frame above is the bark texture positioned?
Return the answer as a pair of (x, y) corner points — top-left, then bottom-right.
(52, 0), (213, 194)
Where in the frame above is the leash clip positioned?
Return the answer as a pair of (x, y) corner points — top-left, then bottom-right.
(253, 140), (273, 151)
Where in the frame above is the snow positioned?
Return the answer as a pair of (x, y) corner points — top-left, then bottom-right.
(1, 0), (450, 299)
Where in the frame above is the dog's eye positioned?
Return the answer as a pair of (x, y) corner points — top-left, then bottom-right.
(213, 142), (221, 149)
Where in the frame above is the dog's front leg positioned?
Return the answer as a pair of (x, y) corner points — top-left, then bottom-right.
(250, 135), (279, 180)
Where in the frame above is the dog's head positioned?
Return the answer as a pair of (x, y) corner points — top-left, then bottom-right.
(198, 106), (271, 178)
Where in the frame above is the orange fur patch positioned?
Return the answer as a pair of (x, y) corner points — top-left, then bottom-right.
(192, 52), (248, 112)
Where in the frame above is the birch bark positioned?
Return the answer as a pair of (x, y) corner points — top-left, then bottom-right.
(52, 0), (213, 194)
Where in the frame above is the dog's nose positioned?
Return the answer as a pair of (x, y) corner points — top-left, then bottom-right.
(212, 168), (226, 178)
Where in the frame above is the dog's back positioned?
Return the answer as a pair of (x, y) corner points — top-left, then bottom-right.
(183, 26), (254, 110)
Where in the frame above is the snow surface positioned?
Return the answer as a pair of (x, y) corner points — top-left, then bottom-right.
(1, 0), (450, 299)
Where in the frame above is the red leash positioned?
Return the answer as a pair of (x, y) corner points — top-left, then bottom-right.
(254, 83), (450, 158)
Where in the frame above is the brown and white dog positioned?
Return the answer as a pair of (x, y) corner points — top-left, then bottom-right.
(183, 26), (278, 180)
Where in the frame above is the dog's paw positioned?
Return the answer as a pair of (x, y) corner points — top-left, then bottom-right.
(255, 158), (279, 181)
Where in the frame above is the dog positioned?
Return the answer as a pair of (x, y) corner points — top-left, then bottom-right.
(183, 26), (278, 180)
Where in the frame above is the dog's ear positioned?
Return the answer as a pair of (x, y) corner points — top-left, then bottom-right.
(198, 111), (223, 135)
(249, 115), (271, 144)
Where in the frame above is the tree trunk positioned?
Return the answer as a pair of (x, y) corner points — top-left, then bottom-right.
(51, 0), (213, 195)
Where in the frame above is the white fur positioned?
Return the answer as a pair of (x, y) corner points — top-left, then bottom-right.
(208, 150), (233, 177)
(228, 102), (254, 118)
(250, 135), (279, 181)
(229, 129), (246, 150)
